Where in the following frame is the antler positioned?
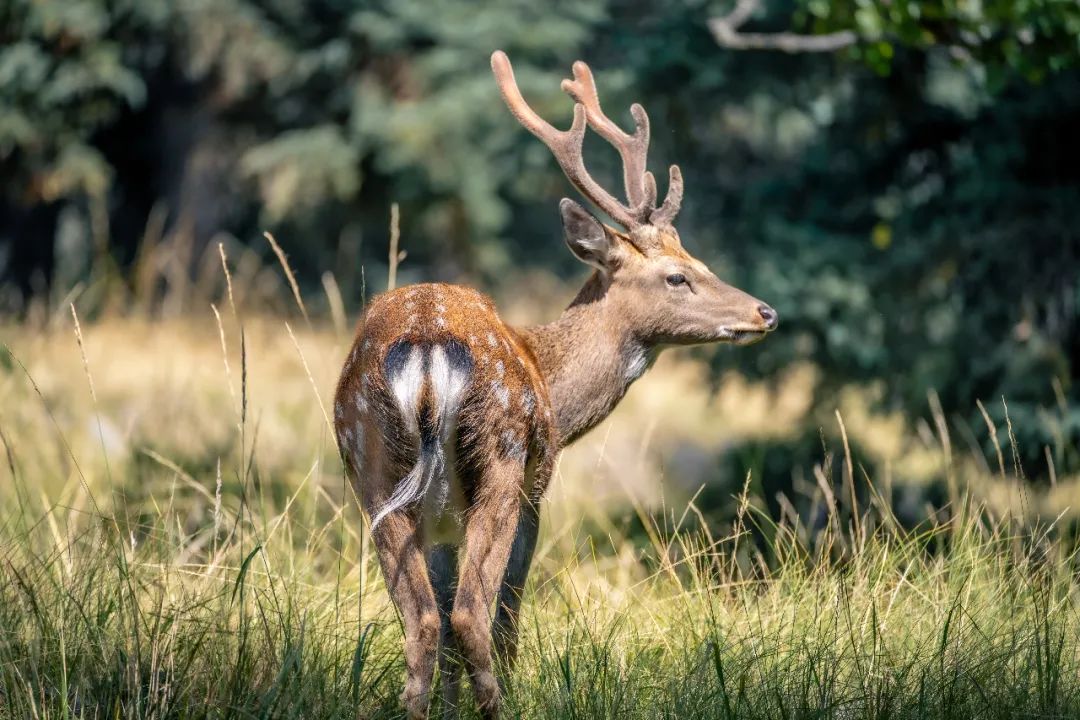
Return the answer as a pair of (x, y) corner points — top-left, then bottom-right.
(491, 51), (684, 230)
(561, 62), (655, 213)
(650, 165), (683, 227)
(491, 51), (636, 229)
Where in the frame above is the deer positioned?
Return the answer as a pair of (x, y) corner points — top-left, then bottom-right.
(333, 50), (778, 719)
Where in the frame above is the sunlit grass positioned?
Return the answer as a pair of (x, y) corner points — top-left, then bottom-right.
(2, 313), (1079, 718)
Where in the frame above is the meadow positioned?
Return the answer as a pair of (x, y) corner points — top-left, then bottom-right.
(2, 269), (1079, 719)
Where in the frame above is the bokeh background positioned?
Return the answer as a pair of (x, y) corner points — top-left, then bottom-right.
(2, 0), (1078, 536)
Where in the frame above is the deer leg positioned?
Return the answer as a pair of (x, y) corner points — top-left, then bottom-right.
(428, 543), (463, 719)
(370, 510), (440, 719)
(451, 461), (521, 718)
(494, 438), (556, 679)
(492, 499), (539, 675)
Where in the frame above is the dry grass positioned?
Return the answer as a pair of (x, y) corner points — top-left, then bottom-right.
(1, 303), (1079, 718)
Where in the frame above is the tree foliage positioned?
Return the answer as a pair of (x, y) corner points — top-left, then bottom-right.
(1, 0), (1077, 481)
(800, 0), (1080, 81)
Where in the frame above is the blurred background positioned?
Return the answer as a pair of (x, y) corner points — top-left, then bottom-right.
(1, 0), (1078, 538)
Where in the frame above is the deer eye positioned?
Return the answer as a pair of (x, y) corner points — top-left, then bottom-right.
(666, 273), (687, 287)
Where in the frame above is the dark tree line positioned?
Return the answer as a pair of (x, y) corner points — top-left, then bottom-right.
(1, 0), (1077, 486)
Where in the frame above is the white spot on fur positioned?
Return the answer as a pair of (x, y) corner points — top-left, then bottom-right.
(495, 360), (504, 376)
(353, 423), (365, 466)
(491, 381), (510, 409)
(521, 388), (534, 414)
(354, 391), (367, 413)
(624, 346), (650, 383)
(435, 316), (447, 328)
(501, 430), (526, 463)
(335, 402), (344, 419)
(389, 347), (424, 434)
(487, 332), (497, 347)
(435, 303), (447, 313)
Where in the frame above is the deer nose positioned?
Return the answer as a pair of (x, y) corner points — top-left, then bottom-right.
(758, 304), (778, 330)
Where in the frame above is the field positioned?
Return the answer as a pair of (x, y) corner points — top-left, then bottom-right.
(2, 296), (1079, 719)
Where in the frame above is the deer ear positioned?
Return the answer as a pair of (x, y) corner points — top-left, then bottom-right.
(560, 199), (616, 271)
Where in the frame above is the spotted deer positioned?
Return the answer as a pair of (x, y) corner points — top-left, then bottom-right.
(334, 50), (778, 719)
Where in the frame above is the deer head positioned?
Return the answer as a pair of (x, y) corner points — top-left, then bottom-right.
(491, 51), (777, 347)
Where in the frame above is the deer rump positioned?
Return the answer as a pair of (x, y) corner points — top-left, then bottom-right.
(370, 338), (474, 529)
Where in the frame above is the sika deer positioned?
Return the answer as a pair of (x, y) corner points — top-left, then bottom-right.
(334, 50), (777, 719)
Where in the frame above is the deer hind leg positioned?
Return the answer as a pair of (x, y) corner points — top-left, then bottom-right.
(492, 499), (539, 677)
(451, 458), (522, 718)
(370, 510), (440, 719)
(494, 430), (556, 678)
(428, 543), (463, 719)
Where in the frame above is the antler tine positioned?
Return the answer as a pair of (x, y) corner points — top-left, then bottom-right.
(650, 164), (683, 228)
(643, 171), (658, 210)
(561, 61), (652, 216)
(491, 51), (635, 228)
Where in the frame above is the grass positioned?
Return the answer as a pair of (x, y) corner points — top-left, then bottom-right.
(2, 307), (1079, 719)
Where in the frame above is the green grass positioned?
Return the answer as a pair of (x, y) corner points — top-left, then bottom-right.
(1, 316), (1079, 719)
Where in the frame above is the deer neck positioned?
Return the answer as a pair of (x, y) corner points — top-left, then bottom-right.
(517, 273), (656, 446)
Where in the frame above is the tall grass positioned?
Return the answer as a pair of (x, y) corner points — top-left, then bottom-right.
(1, 306), (1079, 718)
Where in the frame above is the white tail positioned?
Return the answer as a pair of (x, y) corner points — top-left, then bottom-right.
(371, 341), (472, 529)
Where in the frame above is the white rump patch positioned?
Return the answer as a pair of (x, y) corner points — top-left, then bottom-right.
(389, 346), (424, 434)
(428, 344), (470, 441)
(371, 343), (473, 531)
